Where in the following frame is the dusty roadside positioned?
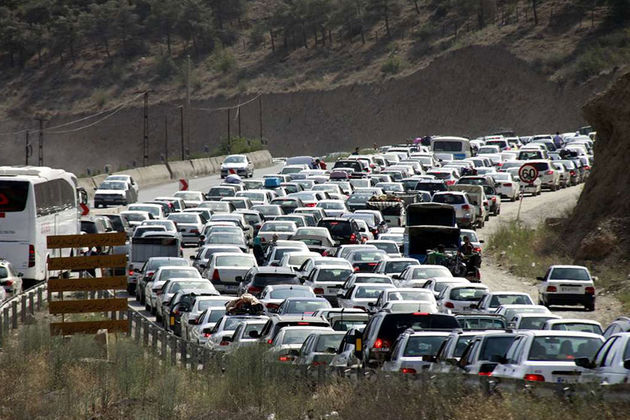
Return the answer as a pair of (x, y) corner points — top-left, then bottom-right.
(476, 185), (623, 325)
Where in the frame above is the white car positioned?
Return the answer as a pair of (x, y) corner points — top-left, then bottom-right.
(370, 288), (437, 313)
(494, 304), (552, 321)
(267, 326), (335, 364)
(297, 257), (353, 279)
(220, 154), (254, 178)
(474, 292), (534, 313)
(257, 221), (298, 242)
(204, 252), (257, 294)
(490, 172), (521, 201)
(173, 190), (205, 208)
(537, 265), (596, 311)
(396, 265), (453, 288)
(374, 257), (420, 279)
(577, 333), (630, 385)
(491, 331), (604, 387)
(94, 180), (136, 207)
(187, 307), (227, 345)
(506, 167), (542, 196)
(542, 319), (603, 335)
(421, 276), (469, 299)
(302, 266), (355, 302)
(278, 252), (321, 271)
(258, 284), (316, 312)
(437, 283), (489, 313)
(337, 283), (396, 311)
(105, 174), (139, 195)
(181, 296), (232, 341)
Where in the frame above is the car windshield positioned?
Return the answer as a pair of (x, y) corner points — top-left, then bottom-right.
(169, 281), (211, 293)
(215, 255), (255, 267)
(403, 336), (449, 357)
(253, 273), (300, 286)
(480, 336), (515, 361)
(317, 268), (352, 282)
(129, 206), (159, 217)
(261, 223), (295, 232)
(355, 286), (389, 299)
(243, 323), (265, 337)
(528, 336), (602, 361)
(168, 214), (198, 223)
(457, 317), (506, 330)
(372, 242), (399, 254)
(385, 261), (416, 273)
(549, 268), (590, 281)
(387, 290), (432, 302)
(269, 288), (313, 299)
(411, 267), (452, 279)
(550, 323), (602, 335)
(253, 206), (282, 216)
(224, 156), (245, 164)
(489, 295), (532, 307)
(449, 287), (486, 301)
(348, 194), (371, 203)
(159, 269), (199, 280)
(314, 334), (345, 352)
(460, 232), (478, 242)
(99, 181), (126, 190)
(206, 234), (243, 244)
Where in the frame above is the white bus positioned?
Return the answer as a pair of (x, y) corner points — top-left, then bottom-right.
(0, 167), (80, 287)
(430, 136), (472, 160)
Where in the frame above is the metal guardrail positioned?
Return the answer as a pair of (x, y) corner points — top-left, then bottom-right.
(0, 282), (48, 347)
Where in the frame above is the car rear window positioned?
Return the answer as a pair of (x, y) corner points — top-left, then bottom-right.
(377, 314), (459, 344)
(216, 255), (255, 267)
(480, 336), (515, 361)
(319, 220), (352, 236)
(519, 317), (555, 330)
(549, 268), (590, 281)
(528, 336), (602, 361)
(403, 336), (448, 357)
(550, 323), (602, 335)
(449, 287), (486, 301)
(457, 317), (506, 330)
(316, 268), (353, 282)
(384, 261), (416, 273)
(253, 273), (300, 287)
(270, 288), (314, 299)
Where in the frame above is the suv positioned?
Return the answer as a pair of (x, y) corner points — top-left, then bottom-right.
(537, 265), (596, 311)
(317, 218), (362, 245)
(525, 160), (560, 191)
(333, 160), (366, 174)
(431, 192), (479, 229)
(356, 312), (460, 368)
(237, 266), (301, 297)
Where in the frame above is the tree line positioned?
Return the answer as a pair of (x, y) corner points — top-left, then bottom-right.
(0, 0), (627, 68)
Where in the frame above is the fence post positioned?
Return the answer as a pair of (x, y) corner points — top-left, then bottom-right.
(143, 320), (149, 347)
(20, 295), (26, 323)
(127, 310), (133, 337)
(135, 314), (141, 343)
(170, 336), (177, 365)
(29, 292), (34, 315)
(181, 340), (188, 369)
(151, 324), (158, 354)
(189, 344), (198, 371)
(161, 330), (167, 361)
(11, 301), (18, 329)
(37, 287), (42, 310)
(3, 307), (8, 332)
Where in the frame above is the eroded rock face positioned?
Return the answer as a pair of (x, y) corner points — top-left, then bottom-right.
(569, 71), (630, 258)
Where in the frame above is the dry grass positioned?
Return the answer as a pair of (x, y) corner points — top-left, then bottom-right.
(1, 318), (629, 419)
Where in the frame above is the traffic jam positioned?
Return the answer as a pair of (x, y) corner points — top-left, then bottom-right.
(85, 131), (630, 392)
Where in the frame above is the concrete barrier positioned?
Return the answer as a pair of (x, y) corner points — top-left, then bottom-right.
(91, 174), (108, 188)
(167, 161), (195, 180)
(77, 177), (97, 199)
(118, 164), (171, 188)
(190, 158), (216, 176)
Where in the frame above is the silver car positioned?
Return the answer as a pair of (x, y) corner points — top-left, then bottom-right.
(204, 252), (258, 294)
(167, 213), (204, 246)
(382, 331), (451, 374)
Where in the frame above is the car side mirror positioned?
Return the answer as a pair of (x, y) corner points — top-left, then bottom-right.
(445, 358), (458, 366)
(574, 357), (594, 369)
(189, 255), (195, 260)
(480, 240), (485, 243)
(592, 276), (598, 282)
(337, 290), (345, 297)
(222, 335), (233, 343)
(392, 274), (399, 280)
(536, 276), (545, 281)
(17, 273), (23, 277)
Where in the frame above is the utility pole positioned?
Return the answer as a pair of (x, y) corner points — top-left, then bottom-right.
(186, 55), (191, 156)
(179, 106), (185, 160)
(227, 108), (231, 153)
(258, 96), (263, 143)
(143, 91), (149, 166)
(237, 106), (241, 138)
(35, 118), (46, 166)
(25, 130), (31, 165)
(164, 115), (168, 163)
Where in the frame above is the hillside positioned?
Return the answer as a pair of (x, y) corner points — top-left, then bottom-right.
(0, 0), (629, 119)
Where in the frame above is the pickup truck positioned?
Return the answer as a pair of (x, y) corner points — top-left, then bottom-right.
(127, 232), (182, 294)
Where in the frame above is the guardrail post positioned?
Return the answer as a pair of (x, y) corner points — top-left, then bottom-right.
(127, 310), (132, 337)
(0, 313), (3, 347)
(20, 295), (26, 323)
(189, 343), (198, 370)
(170, 336), (177, 365)
(134, 314), (141, 343)
(11, 301), (18, 329)
(3, 307), (8, 332)
(28, 292), (34, 315)
(160, 330), (167, 360)
(143, 320), (149, 347)
(37, 288), (42, 310)
(151, 325), (158, 354)
(181, 340), (188, 369)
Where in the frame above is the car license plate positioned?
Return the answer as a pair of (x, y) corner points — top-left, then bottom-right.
(556, 376), (569, 383)
(561, 287), (580, 292)
(225, 285), (238, 291)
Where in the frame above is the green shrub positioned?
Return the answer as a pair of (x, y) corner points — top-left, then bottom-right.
(381, 55), (403, 75)
(155, 55), (178, 80)
(213, 49), (237, 74)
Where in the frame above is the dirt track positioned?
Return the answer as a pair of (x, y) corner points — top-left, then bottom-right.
(476, 184), (623, 326)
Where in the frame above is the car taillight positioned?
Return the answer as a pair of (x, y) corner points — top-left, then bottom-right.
(212, 269), (220, 282)
(491, 196), (496, 202)
(584, 165), (591, 170)
(191, 229), (200, 234)
(524, 374), (545, 382)
(483, 201), (488, 206)
(203, 332), (212, 338)
(546, 170), (554, 175)
(546, 286), (557, 292)
(220, 340), (230, 346)
(312, 361), (327, 366)
(3, 280), (13, 287)
(156, 290), (163, 296)
(478, 371), (493, 376)
(305, 203), (316, 207)
(28, 245), (35, 268)
(173, 308), (180, 315)
(248, 285), (262, 294)
(129, 269), (135, 276)
(313, 288), (325, 295)
(503, 182), (512, 186)
(585, 286), (595, 294)
(445, 302), (454, 309)
(350, 233), (357, 243)
(373, 338), (391, 349)
(400, 368), (417, 374)
(474, 247), (482, 253)
(462, 204), (470, 210)
(446, 180), (455, 186)
(266, 338), (273, 344)
(146, 272), (154, 279)
(278, 355), (294, 362)
(570, 170), (576, 176)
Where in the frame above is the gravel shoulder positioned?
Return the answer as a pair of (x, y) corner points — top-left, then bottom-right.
(476, 184), (623, 326)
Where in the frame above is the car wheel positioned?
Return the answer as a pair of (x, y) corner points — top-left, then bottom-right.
(145, 304), (151, 312)
(510, 195), (516, 202)
(585, 303), (595, 311)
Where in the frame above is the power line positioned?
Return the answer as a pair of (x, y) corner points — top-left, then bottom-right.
(192, 94), (262, 113)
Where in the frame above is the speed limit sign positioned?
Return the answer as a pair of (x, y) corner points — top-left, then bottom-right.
(519, 163), (539, 184)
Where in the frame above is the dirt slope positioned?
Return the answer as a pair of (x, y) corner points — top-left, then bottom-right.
(0, 45), (615, 175)
(571, 71), (630, 260)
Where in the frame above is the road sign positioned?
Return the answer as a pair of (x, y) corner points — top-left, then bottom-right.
(48, 254), (127, 270)
(80, 203), (89, 216)
(48, 276), (127, 292)
(179, 178), (189, 191)
(49, 298), (128, 314)
(519, 164), (539, 184)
